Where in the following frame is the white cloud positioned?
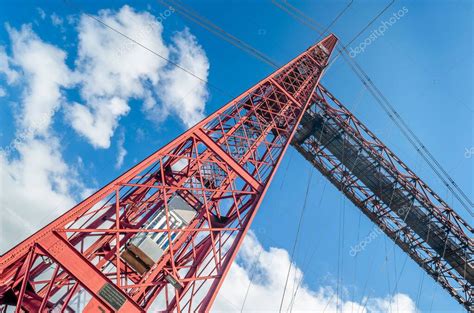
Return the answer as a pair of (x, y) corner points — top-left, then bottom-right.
(365, 293), (418, 313)
(76, 6), (168, 99)
(0, 26), (80, 253)
(152, 28), (209, 127)
(0, 45), (19, 84)
(0, 87), (6, 97)
(67, 97), (129, 148)
(0, 138), (78, 252)
(50, 13), (64, 27)
(115, 130), (127, 169)
(8, 24), (75, 135)
(213, 232), (419, 313)
(65, 6), (209, 148)
(65, 5), (169, 148)
(1, 7), (211, 152)
(37, 8), (46, 20)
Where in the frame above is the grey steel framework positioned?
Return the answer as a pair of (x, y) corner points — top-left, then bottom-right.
(292, 85), (473, 311)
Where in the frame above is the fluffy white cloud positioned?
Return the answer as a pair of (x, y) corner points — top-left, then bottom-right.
(152, 28), (209, 127)
(0, 45), (19, 84)
(2, 6), (210, 150)
(66, 6), (209, 148)
(0, 138), (78, 252)
(75, 6), (168, 99)
(0, 25), (80, 253)
(67, 97), (129, 148)
(65, 6), (167, 148)
(213, 232), (418, 313)
(8, 24), (74, 135)
(365, 293), (418, 313)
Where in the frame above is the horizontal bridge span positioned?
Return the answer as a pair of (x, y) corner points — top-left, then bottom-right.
(292, 85), (473, 310)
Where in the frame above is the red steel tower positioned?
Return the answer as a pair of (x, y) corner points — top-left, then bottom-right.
(0, 35), (338, 312)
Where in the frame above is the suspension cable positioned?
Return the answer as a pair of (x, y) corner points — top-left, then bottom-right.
(278, 168), (314, 312)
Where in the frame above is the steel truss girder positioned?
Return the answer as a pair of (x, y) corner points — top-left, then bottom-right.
(292, 85), (473, 311)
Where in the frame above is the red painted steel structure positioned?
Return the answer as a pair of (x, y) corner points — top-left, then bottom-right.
(0, 35), (338, 312)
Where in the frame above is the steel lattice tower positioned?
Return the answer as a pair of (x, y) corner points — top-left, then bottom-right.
(0, 35), (338, 312)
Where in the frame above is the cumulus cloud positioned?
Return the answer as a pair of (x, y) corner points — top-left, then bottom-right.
(0, 138), (79, 252)
(0, 45), (19, 84)
(75, 6), (168, 99)
(8, 24), (74, 135)
(67, 97), (129, 148)
(151, 28), (209, 127)
(213, 232), (418, 313)
(65, 5), (166, 148)
(365, 293), (418, 313)
(0, 25), (80, 253)
(2, 6), (210, 150)
(65, 6), (209, 148)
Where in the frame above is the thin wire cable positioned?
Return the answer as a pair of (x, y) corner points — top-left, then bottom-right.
(287, 106), (338, 311)
(162, 0), (279, 68)
(240, 248), (264, 312)
(352, 207), (362, 312)
(280, 149), (295, 190)
(278, 168), (314, 312)
(415, 268), (426, 308)
(357, 154), (401, 313)
(61, 0), (234, 102)
(340, 133), (348, 312)
(391, 253), (408, 299)
(287, 181), (328, 312)
(318, 0), (354, 39)
(304, 92), (365, 313)
(383, 236), (393, 313)
(429, 189), (456, 312)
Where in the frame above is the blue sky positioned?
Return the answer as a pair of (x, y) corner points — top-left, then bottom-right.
(0, 0), (472, 312)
